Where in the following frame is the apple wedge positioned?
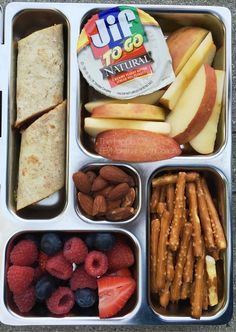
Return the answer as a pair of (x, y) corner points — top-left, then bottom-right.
(166, 64), (217, 144)
(167, 26), (209, 75)
(189, 70), (225, 154)
(84, 90), (165, 113)
(84, 118), (170, 137)
(91, 103), (166, 121)
(95, 129), (181, 162)
(160, 32), (216, 111)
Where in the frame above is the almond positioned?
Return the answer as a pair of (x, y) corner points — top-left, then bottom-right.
(128, 175), (135, 187)
(92, 195), (107, 216)
(93, 185), (114, 198)
(91, 175), (108, 192)
(121, 188), (136, 208)
(86, 171), (97, 185)
(107, 199), (121, 211)
(108, 183), (130, 201)
(78, 192), (93, 216)
(73, 171), (91, 194)
(99, 166), (130, 183)
(106, 207), (135, 221)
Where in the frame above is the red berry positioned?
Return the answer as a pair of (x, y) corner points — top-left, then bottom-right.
(7, 266), (34, 295)
(84, 251), (108, 278)
(10, 240), (38, 266)
(106, 240), (134, 271)
(33, 267), (44, 283)
(98, 276), (136, 318)
(13, 286), (36, 313)
(108, 268), (132, 278)
(46, 253), (73, 280)
(63, 237), (88, 264)
(46, 287), (75, 315)
(39, 251), (49, 272)
(70, 266), (97, 291)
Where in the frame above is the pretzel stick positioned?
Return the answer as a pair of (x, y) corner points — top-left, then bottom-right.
(152, 172), (200, 187)
(183, 242), (194, 283)
(166, 251), (175, 282)
(170, 223), (192, 302)
(156, 210), (171, 291)
(196, 179), (215, 250)
(180, 282), (191, 300)
(157, 202), (167, 217)
(166, 183), (175, 218)
(205, 255), (218, 306)
(150, 187), (161, 213)
(150, 219), (161, 293)
(169, 172), (186, 251)
(202, 269), (209, 310)
(207, 248), (220, 261)
(186, 182), (203, 257)
(159, 281), (171, 308)
(201, 178), (226, 250)
(191, 251), (205, 319)
(159, 186), (166, 202)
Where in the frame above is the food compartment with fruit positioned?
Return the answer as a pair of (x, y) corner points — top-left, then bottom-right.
(4, 231), (138, 319)
(73, 164), (140, 223)
(149, 167), (228, 320)
(78, 9), (227, 162)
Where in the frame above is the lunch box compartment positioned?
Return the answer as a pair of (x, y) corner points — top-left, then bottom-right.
(148, 166), (229, 321)
(7, 9), (69, 219)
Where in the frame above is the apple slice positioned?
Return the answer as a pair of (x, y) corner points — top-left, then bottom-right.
(84, 90), (165, 113)
(84, 118), (170, 137)
(91, 103), (166, 121)
(95, 129), (181, 162)
(189, 70), (225, 154)
(166, 64), (217, 144)
(160, 32), (216, 110)
(167, 26), (209, 75)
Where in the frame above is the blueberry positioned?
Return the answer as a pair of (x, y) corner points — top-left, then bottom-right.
(35, 275), (56, 301)
(40, 233), (62, 255)
(94, 233), (116, 251)
(84, 233), (96, 250)
(75, 288), (97, 308)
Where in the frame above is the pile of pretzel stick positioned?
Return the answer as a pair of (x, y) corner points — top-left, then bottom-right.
(150, 171), (227, 319)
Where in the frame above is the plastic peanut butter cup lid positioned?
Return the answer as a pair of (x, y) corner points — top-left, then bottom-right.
(77, 6), (175, 99)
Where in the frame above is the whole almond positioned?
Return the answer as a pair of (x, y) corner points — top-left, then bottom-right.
(91, 175), (108, 192)
(128, 175), (135, 187)
(86, 171), (97, 185)
(73, 171), (91, 194)
(78, 192), (93, 216)
(92, 195), (107, 216)
(121, 188), (136, 208)
(108, 183), (130, 201)
(100, 166), (130, 183)
(106, 207), (135, 221)
(107, 199), (122, 211)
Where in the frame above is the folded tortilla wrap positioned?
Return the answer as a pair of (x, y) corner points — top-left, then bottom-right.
(16, 100), (66, 211)
(15, 24), (64, 127)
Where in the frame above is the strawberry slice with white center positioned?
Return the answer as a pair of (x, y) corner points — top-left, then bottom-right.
(98, 276), (136, 318)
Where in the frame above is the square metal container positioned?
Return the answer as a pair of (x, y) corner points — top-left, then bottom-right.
(0, 2), (232, 326)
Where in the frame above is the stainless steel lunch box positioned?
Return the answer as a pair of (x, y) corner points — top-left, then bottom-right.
(0, 2), (232, 326)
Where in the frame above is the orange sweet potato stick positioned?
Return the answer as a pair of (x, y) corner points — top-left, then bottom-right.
(166, 183), (175, 219)
(150, 219), (161, 293)
(170, 223), (192, 302)
(191, 250), (205, 319)
(169, 172), (187, 251)
(196, 179), (215, 250)
(156, 210), (171, 291)
(186, 182), (204, 257)
(201, 178), (226, 250)
(150, 187), (161, 213)
(152, 172), (200, 187)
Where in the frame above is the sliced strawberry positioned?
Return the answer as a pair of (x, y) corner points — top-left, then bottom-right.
(108, 268), (132, 278)
(98, 276), (136, 318)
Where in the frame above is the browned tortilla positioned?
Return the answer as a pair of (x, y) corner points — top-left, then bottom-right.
(16, 101), (66, 210)
(15, 24), (64, 127)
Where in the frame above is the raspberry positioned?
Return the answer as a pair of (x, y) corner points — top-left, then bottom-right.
(70, 266), (97, 291)
(33, 267), (44, 283)
(7, 266), (34, 295)
(63, 237), (88, 264)
(46, 287), (75, 315)
(13, 286), (36, 313)
(39, 251), (49, 272)
(106, 240), (134, 271)
(46, 253), (73, 280)
(84, 251), (108, 278)
(10, 240), (38, 266)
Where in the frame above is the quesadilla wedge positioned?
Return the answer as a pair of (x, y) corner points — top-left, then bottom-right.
(16, 100), (66, 211)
